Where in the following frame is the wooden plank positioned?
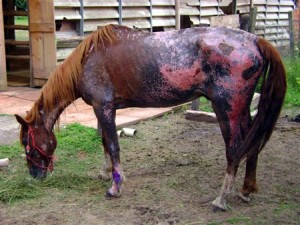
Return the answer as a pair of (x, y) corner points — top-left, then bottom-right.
(249, 7), (258, 33)
(5, 40), (30, 46)
(152, 7), (176, 16)
(3, 10), (27, 16)
(122, 18), (151, 29)
(0, 0), (8, 91)
(122, 7), (151, 19)
(289, 11), (295, 57)
(122, 0), (150, 7)
(185, 110), (217, 123)
(29, 0), (57, 85)
(84, 8), (119, 19)
(210, 14), (240, 28)
(6, 55), (30, 60)
(30, 23), (55, 33)
(54, 0), (81, 7)
(83, 0), (119, 7)
(4, 24), (29, 30)
(152, 0), (175, 6)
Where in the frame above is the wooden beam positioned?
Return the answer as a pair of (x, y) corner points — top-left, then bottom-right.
(4, 24), (29, 30)
(175, 0), (180, 30)
(28, 0), (57, 86)
(0, 0), (8, 91)
(5, 39), (30, 46)
(6, 55), (30, 60)
(249, 7), (257, 34)
(288, 11), (295, 57)
(30, 23), (55, 33)
(3, 10), (27, 16)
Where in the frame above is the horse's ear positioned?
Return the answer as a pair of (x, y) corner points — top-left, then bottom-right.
(15, 114), (28, 128)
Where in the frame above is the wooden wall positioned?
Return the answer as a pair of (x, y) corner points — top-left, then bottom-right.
(237, 0), (295, 47)
(0, 0), (7, 91)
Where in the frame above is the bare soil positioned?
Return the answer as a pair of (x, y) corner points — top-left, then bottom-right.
(1, 110), (300, 225)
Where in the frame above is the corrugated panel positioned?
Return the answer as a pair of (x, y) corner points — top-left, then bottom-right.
(122, 0), (150, 7)
(256, 12), (289, 20)
(84, 0), (119, 7)
(256, 27), (289, 35)
(181, 0), (221, 7)
(55, 8), (81, 20)
(84, 8), (119, 19)
(256, 5), (294, 13)
(152, 7), (176, 16)
(254, 0), (294, 6)
(235, 0), (295, 47)
(180, 7), (200, 16)
(54, 0), (80, 7)
(122, 19), (151, 29)
(152, 17), (176, 27)
(256, 20), (289, 28)
(152, 0), (175, 6)
(84, 19), (119, 32)
(122, 7), (151, 18)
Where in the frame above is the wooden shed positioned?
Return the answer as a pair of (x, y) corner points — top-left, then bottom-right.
(0, 0), (297, 90)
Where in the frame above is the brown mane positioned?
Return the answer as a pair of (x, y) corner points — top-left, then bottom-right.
(24, 24), (127, 124)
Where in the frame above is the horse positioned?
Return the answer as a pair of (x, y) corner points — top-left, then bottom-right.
(15, 24), (286, 211)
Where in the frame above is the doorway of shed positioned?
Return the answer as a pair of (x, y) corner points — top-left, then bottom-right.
(2, 0), (30, 87)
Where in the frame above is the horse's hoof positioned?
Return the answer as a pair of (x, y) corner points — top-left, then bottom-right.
(105, 187), (122, 199)
(212, 197), (232, 212)
(105, 191), (117, 199)
(237, 192), (251, 203)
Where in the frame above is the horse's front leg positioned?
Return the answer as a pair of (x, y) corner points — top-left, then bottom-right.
(97, 122), (113, 180)
(93, 103), (125, 197)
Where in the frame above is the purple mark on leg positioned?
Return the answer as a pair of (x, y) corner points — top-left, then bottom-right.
(113, 171), (122, 184)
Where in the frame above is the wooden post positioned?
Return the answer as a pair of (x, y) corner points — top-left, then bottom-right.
(249, 7), (257, 34)
(175, 0), (180, 30)
(0, 0), (8, 91)
(28, 0), (57, 87)
(232, 0), (237, 14)
(289, 11), (295, 57)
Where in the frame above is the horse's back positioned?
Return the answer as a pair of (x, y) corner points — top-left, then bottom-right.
(80, 26), (263, 108)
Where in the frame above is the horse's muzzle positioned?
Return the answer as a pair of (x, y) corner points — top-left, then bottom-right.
(29, 166), (47, 179)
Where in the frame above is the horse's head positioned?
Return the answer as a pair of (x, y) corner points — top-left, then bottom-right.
(15, 114), (57, 179)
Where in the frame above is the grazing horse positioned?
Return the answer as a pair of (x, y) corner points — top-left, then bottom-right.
(15, 24), (286, 211)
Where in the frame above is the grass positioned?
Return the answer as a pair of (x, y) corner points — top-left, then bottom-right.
(283, 57), (300, 108)
(0, 123), (105, 203)
(14, 16), (29, 41)
(208, 216), (252, 225)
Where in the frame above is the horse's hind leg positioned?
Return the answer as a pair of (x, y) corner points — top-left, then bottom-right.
(238, 154), (259, 202)
(211, 96), (252, 211)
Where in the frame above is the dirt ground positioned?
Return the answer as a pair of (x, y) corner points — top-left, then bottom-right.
(1, 110), (300, 225)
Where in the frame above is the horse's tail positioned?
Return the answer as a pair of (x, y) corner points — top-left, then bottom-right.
(236, 37), (287, 163)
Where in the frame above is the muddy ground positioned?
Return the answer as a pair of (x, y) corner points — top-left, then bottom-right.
(0, 110), (300, 225)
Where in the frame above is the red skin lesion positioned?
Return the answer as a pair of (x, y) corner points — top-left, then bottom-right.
(160, 60), (206, 91)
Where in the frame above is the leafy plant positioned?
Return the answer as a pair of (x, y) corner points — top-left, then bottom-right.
(15, 0), (27, 11)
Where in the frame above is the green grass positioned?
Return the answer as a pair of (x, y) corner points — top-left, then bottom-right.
(14, 16), (29, 41)
(0, 124), (105, 203)
(208, 216), (252, 225)
(283, 58), (300, 108)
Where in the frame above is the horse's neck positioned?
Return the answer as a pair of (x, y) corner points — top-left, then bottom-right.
(42, 99), (72, 132)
